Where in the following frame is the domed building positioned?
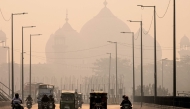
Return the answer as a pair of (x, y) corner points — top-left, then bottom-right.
(79, 1), (162, 66)
(45, 11), (89, 77)
(80, 1), (131, 64)
(45, 12), (80, 64)
(178, 35), (190, 59)
(0, 30), (7, 64)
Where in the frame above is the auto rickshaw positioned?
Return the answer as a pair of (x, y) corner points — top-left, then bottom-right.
(60, 90), (78, 109)
(89, 91), (107, 109)
(77, 93), (83, 108)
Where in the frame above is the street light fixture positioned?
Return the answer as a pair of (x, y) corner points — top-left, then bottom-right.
(127, 20), (143, 107)
(11, 12), (27, 98)
(120, 32), (135, 101)
(29, 34), (42, 95)
(21, 26), (35, 102)
(107, 41), (118, 101)
(106, 53), (111, 95)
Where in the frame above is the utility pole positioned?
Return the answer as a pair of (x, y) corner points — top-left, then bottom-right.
(137, 4), (157, 104)
(11, 12), (27, 98)
(29, 34), (41, 96)
(120, 32), (135, 101)
(173, 0), (176, 98)
(22, 26), (35, 103)
(128, 20), (143, 107)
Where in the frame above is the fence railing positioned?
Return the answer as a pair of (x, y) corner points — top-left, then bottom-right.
(134, 96), (190, 108)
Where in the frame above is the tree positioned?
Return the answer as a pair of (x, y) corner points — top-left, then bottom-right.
(92, 58), (133, 95)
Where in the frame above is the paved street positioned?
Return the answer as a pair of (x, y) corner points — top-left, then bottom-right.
(2, 103), (188, 109)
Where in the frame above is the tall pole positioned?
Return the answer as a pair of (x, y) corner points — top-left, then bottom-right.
(162, 59), (164, 89)
(29, 34), (41, 96)
(128, 20), (143, 107)
(30, 34), (31, 96)
(154, 6), (157, 101)
(11, 12), (27, 98)
(140, 21), (143, 107)
(11, 14), (14, 98)
(132, 32), (135, 100)
(21, 27), (24, 102)
(116, 42), (117, 100)
(138, 4), (157, 104)
(120, 32), (135, 101)
(173, 0), (176, 98)
(22, 26), (35, 101)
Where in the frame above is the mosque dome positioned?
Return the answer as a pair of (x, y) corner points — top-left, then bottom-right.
(80, 2), (131, 45)
(45, 11), (80, 64)
(79, 1), (132, 64)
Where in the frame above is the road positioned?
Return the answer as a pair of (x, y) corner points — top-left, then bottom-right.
(22, 103), (166, 109)
(2, 103), (186, 109)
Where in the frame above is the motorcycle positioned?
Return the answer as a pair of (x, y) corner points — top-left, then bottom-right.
(94, 103), (102, 109)
(49, 102), (54, 109)
(26, 101), (32, 109)
(121, 104), (132, 109)
(42, 102), (49, 109)
(12, 103), (23, 109)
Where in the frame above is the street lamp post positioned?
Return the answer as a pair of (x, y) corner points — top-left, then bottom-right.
(138, 4), (157, 103)
(107, 41), (117, 102)
(3, 46), (10, 95)
(173, 0), (176, 98)
(22, 26), (35, 102)
(106, 53), (111, 95)
(120, 32), (135, 101)
(11, 12), (27, 98)
(29, 34), (42, 96)
(128, 20), (143, 107)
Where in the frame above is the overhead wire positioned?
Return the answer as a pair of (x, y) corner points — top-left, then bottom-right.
(0, 8), (11, 21)
(142, 12), (154, 35)
(156, 0), (171, 18)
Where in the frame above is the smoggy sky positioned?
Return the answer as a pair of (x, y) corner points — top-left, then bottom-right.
(0, 0), (189, 64)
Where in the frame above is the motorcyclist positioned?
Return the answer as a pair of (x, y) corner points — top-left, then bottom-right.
(25, 95), (33, 106)
(120, 95), (132, 109)
(49, 94), (55, 109)
(11, 93), (24, 109)
(41, 94), (50, 109)
(25, 95), (33, 102)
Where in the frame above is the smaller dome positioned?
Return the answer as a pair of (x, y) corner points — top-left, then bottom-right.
(0, 30), (6, 41)
(180, 35), (190, 45)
